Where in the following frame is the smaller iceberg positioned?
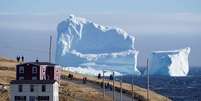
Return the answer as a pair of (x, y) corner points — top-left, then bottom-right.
(144, 47), (191, 76)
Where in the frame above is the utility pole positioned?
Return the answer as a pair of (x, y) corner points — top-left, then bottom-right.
(49, 35), (52, 63)
(132, 50), (138, 101)
(120, 76), (122, 101)
(103, 70), (105, 98)
(147, 58), (150, 101)
(113, 71), (115, 101)
(131, 76), (134, 101)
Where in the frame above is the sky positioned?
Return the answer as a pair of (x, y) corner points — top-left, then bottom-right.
(0, 0), (201, 66)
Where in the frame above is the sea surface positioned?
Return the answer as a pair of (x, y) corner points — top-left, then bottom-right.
(114, 67), (201, 101)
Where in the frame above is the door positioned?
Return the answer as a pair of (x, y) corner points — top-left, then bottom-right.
(29, 96), (35, 101)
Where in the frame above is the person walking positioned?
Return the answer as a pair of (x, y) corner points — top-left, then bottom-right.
(21, 56), (24, 62)
(98, 73), (101, 79)
(16, 56), (20, 62)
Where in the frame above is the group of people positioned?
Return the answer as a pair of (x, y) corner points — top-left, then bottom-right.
(101, 82), (113, 90)
(82, 77), (87, 84)
(16, 56), (24, 63)
(68, 74), (74, 80)
(97, 73), (114, 90)
(97, 73), (114, 80)
(67, 73), (88, 84)
(65, 73), (113, 87)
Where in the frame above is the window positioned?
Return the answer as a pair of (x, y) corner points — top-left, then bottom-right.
(19, 77), (24, 80)
(15, 96), (26, 101)
(32, 76), (37, 80)
(47, 75), (50, 80)
(32, 66), (37, 73)
(42, 85), (46, 92)
(30, 85), (34, 92)
(19, 66), (24, 73)
(29, 96), (36, 101)
(38, 96), (49, 100)
(18, 85), (23, 92)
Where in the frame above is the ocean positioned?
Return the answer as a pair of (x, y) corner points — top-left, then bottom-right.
(114, 67), (201, 101)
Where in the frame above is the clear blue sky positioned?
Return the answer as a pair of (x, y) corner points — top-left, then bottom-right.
(0, 0), (201, 34)
(0, 0), (201, 14)
(0, 0), (201, 66)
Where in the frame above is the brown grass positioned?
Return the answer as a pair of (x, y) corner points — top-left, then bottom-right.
(0, 57), (16, 85)
(0, 90), (9, 101)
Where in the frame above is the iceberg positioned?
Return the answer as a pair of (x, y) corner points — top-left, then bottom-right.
(55, 15), (141, 75)
(144, 47), (191, 76)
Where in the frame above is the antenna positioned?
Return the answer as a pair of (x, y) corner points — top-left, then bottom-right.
(49, 35), (52, 63)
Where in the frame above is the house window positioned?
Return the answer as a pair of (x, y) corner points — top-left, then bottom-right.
(15, 96), (26, 101)
(30, 85), (34, 92)
(29, 96), (36, 101)
(47, 75), (50, 80)
(32, 76), (37, 80)
(18, 85), (23, 92)
(38, 96), (49, 100)
(32, 66), (37, 74)
(19, 76), (24, 80)
(19, 66), (24, 73)
(42, 85), (46, 92)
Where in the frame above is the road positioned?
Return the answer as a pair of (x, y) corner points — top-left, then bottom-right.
(64, 78), (136, 101)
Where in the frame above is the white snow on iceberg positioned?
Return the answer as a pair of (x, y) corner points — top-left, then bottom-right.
(56, 14), (135, 54)
(145, 47), (191, 76)
(55, 15), (141, 75)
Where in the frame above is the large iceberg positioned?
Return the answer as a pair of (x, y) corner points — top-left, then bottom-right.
(55, 15), (141, 75)
(144, 47), (191, 76)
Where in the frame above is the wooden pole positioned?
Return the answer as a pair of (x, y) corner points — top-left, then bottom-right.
(120, 76), (122, 101)
(103, 70), (105, 98)
(113, 71), (115, 101)
(147, 59), (150, 101)
(132, 75), (134, 101)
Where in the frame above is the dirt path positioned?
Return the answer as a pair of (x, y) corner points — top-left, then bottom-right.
(60, 80), (112, 101)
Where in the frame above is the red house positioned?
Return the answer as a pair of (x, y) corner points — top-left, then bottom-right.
(16, 61), (61, 81)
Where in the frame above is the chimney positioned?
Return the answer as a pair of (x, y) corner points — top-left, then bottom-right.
(36, 59), (39, 63)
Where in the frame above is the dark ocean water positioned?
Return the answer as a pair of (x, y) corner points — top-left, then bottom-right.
(114, 67), (201, 101)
